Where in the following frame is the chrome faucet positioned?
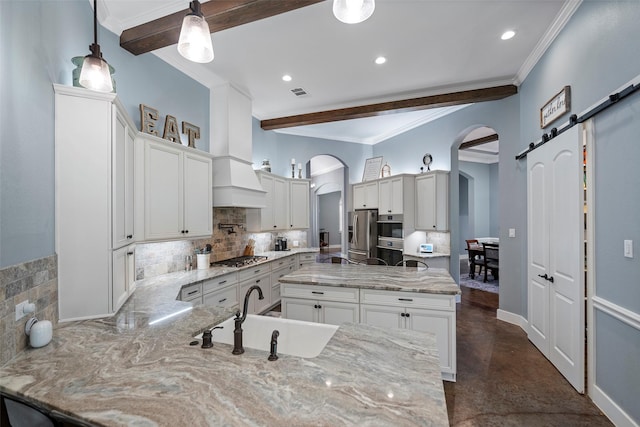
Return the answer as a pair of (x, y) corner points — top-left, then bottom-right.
(232, 285), (264, 355)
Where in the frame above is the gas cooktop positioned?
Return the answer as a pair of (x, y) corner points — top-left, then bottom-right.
(210, 256), (268, 268)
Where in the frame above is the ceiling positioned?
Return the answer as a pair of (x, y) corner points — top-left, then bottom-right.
(98, 0), (578, 145)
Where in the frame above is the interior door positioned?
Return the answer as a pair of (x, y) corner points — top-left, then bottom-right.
(527, 126), (584, 393)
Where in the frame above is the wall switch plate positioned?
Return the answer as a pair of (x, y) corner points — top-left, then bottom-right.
(15, 300), (29, 321)
(624, 240), (633, 258)
(509, 228), (516, 238)
(293, 240), (299, 247)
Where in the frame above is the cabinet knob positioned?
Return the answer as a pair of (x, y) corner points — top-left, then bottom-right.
(273, 225), (277, 228)
(400, 313), (406, 317)
(387, 210), (391, 213)
(185, 230), (189, 234)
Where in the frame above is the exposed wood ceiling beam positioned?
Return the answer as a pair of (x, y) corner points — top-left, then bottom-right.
(120, 0), (324, 56)
(260, 85), (517, 130)
(459, 133), (499, 150)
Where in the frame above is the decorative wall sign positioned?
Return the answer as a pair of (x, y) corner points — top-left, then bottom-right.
(139, 104), (201, 147)
(362, 156), (383, 182)
(540, 86), (571, 128)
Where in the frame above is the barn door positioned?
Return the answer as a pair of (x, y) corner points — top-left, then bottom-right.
(527, 125), (585, 393)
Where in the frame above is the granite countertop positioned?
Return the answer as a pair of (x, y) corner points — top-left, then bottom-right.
(0, 248), (449, 426)
(404, 251), (450, 258)
(279, 263), (460, 295)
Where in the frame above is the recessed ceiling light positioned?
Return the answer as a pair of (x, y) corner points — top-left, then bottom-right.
(282, 74), (292, 82)
(501, 30), (516, 40)
(375, 56), (386, 65)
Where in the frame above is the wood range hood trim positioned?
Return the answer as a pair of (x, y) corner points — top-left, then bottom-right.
(120, 0), (324, 56)
(260, 85), (518, 130)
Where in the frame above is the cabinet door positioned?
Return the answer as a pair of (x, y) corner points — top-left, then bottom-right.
(321, 301), (359, 325)
(259, 173), (275, 230)
(407, 308), (455, 375)
(415, 174), (436, 230)
(144, 141), (183, 239)
(364, 181), (379, 209)
(353, 184), (366, 209)
(379, 177), (403, 214)
(290, 180), (309, 229)
(273, 176), (290, 230)
(282, 298), (318, 323)
(360, 304), (405, 329)
(239, 275), (271, 315)
(112, 246), (129, 312)
(184, 152), (212, 237)
(112, 109), (135, 248)
(378, 179), (392, 214)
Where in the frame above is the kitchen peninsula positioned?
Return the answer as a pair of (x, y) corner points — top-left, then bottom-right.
(0, 259), (449, 426)
(279, 263), (460, 381)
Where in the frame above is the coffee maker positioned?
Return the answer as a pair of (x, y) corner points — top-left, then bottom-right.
(275, 237), (288, 251)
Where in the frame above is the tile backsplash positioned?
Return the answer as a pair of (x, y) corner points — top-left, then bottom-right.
(0, 255), (58, 365)
(135, 208), (308, 280)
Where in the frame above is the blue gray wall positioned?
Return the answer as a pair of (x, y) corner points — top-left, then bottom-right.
(318, 192), (342, 246)
(0, 0), (208, 268)
(459, 161), (498, 254)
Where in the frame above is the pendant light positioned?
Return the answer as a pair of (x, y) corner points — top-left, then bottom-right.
(178, 0), (214, 63)
(79, 0), (113, 93)
(333, 0), (375, 24)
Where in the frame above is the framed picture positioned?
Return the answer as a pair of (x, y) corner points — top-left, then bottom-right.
(540, 86), (571, 128)
(362, 156), (383, 182)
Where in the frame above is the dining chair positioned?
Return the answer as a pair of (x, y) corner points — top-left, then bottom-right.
(364, 257), (388, 266)
(482, 242), (499, 282)
(331, 256), (353, 264)
(465, 239), (484, 278)
(395, 260), (429, 270)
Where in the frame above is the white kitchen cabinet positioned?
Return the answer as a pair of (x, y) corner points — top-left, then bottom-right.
(290, 180), (310, 229)
(238, 267), (271, 315)
(247, 171), (310, 231)
(203, 283), (238, 309)
(112, 244), (136, 313)
(55, 85), (138, 321)
(352, 181), (378, 209)
(112, 108), (136, 249)
(281, 283), (360, 325)
(142, 136), (212, 241)
(415, 171), (449, 231)
(270, 257), (297, 307)
(378, 177), (405, 214)
(297, 252), (317, 269)
(359, 288), (456, 381)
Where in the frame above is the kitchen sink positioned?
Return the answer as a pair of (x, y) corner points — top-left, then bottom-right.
(197, 315), (338, 358)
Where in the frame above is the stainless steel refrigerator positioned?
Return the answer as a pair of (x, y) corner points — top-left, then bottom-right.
(348, 210), (377, 263)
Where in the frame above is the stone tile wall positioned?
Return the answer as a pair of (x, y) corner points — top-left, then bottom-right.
(135, 208), (308, 280)
(0, 255), (58, 366)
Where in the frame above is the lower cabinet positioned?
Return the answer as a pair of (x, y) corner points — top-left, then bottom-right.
(203, 273), (238, 309)
(271, 262), (296, 308)
(112, 244), (136, 313)
(297, 252), (316, 269)
(238, 272), (271, 315)
(360, 289), (456, 381)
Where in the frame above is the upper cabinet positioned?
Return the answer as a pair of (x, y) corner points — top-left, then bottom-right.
(415, 171), (449, 231)
(247, 171), (309, 231)
(378, 176), (413, 215)
(352, 181), (379, 209)
(140, 135), (212, 241)
(112, 108), (136, 249)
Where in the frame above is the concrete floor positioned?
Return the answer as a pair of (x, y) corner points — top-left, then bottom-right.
(445, 287), (612, 426)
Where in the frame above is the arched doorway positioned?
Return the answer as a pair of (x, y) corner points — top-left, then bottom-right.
(455, 126), (500, 296)
(308, 155), (349, 256)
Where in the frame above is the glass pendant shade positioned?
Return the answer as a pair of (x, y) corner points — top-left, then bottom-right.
(79, 50), (113, 93)
(333, 0), (375, 24)
(178, 8), (214, 63)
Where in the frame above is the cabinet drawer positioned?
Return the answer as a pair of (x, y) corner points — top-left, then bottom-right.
(281, 284), (359, 303)
(271, 264), (295, 283)
(202, 272), (238, 294)
(203, 284), (237, 308)
(181, 283), (202, 301)
(360, 289), (455, 311)
(271, 255), (296, 270)
(271, 283), (281, 302)
(298, 253), (316, 263)
(238, 264), (270, 282)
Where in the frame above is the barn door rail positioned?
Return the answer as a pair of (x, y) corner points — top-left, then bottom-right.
(516, 82), (640, 161)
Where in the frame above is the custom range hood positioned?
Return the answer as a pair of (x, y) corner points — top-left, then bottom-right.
(210, 84), (266, 208)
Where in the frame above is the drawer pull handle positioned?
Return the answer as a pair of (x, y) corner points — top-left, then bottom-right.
(188, 290), (198, 295)
(255, 279), (261, 283)
(312, 291), (324, 295)
(218, 280), (227, 285)
(218, 298), (227, 303)
(398, 298), (413, 302)
(126, 234), (133, 239)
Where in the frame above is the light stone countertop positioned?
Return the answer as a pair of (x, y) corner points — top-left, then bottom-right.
(0, 248), (449, 426)
(404, 251), (451, 259)
(279, 263), (460, 295)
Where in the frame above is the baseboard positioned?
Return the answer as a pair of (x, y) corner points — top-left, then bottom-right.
(497, 309), (527, 329)
(591, 383), (638, 427)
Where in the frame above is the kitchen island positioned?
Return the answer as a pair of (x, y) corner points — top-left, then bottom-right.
(279, 263), (460, 381)
(0, 260), (449, 426)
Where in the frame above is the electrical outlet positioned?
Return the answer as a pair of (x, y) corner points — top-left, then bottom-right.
(509, 228), (516, 238)
(15, 300), (28, 321)
(624, 240), (633, 258)
(293, 240), (299, 247)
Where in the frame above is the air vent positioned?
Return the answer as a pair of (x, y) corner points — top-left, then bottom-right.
(291, 87), (308, 97)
